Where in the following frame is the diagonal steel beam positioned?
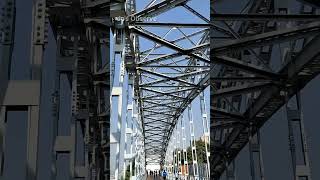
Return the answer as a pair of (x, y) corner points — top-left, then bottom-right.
(213, 56), (280, 79)
(140, 68), (208, 87)
(298, 0), (320, 7)
(134, 22), (210, 28)
(211, 107), (246, 120)
(131, 27), (210, 63)
(211, 77), (274, 83)
(213, 82), (273, 98)
(211, 14), (320, 21)
(139, 68), (199, 87)
(212, 22), (320, 55)
(211, 35), (320, 179)
(141, 29), (208, 54)
(141, 88), (186, 99)
(129, 0), (189, 18)
(145, 119), (173, 126)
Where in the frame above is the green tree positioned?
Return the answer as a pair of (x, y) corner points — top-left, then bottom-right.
(122, 160), (135, 180)
(187, 140), (207, 164)
(124, 165), (130, 180)
(173, 139), (207, 164)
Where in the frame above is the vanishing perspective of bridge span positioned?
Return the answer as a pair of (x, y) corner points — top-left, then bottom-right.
(0, 0), (320, 180)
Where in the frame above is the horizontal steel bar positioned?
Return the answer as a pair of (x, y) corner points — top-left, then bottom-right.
(211, 77), (274, 83)
(134, 22), (210, 28)
(211, 14), (320, 21)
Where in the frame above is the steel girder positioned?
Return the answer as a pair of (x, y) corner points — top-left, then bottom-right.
(211, 14), (320, 21)
(0, 0), (110, 179)
(211, 0), (319, 179)
(298, 0), (320, 8)
(48, 0), (110, 179)
(129, 0), (190, 18)
(0, 1), (46, 180)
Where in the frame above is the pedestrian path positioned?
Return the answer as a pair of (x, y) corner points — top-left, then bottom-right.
(146, 175), (164, 180)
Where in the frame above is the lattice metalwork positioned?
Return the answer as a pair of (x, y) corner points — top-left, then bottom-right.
(1, 0), (110, 179)
(129, 0), (210, 166)
(211, 0), (320, 179)
(110, 0), (210, 179)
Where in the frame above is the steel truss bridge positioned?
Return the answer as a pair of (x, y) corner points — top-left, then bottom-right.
(0, 0), (319, 180)
(110, 0), (210, 179)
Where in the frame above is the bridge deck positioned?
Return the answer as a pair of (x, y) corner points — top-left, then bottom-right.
(146, 175), (164, 180)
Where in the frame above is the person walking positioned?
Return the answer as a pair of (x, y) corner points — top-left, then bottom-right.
(175, 170), (178, 180)
(162, 169), (167, 180)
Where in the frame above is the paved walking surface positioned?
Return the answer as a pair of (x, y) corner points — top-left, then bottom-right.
(146, 175), (164, 180)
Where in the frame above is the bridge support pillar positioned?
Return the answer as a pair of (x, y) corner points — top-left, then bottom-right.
(187, 106), (199, 180)
(0, 0), (47, 180)
(52, 35), (93, 180)
(248, 128), (265, 180)
(286, 93), (312, 180)
(226, 161), (236, 180)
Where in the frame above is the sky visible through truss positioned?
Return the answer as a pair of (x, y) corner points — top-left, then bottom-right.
(135, 0), (210, 143)
(110, 0), (210, 171)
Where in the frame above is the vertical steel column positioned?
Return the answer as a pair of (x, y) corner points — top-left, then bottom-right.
(0, 0), (14, 88)
(70, 37), (78, 179)
(132, 97), (139, 179)
(248, 127), (265, 180)
(199, 92), (210, 179)
(124, 82), (133, 179)
(246, 92), (265, 180)
(132, 95), (145, 180)
(181, 114), (189, 179)
(170, 136), (174, 179)
(123, 82), (129, 179)
(110, 25), (125, 179)
(226, 161), (236, 180)
(134, 114), (145, 180)
(27, 1), (47, 179)
(286, 93), (312, 180)
(134, 121), (139, 179)
(0, 0), (47, 179)
(0, 0), (15, 176)
(129, 84), (134, 180)
(52, 35), (88, 180)
(166, 135), (174, 179)
(188, 105), (199, 179)
(173, 129), (178, 179)
(226, 130), (236, 180)
(135, 124), (140, 178)
(51, 34), (60, 180)
(133, 97), (143, 179)
(177, 119), (182, 178)
(90, 34), (110, 180)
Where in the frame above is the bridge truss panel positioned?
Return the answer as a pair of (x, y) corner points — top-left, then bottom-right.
(211, 0), (320, 179)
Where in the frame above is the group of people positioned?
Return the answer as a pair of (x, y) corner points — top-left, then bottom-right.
(147, 169), (168, 179)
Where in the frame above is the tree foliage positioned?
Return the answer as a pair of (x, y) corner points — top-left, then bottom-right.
(172, 139), (207, 164)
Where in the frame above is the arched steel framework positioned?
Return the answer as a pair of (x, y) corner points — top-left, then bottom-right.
(211, 0), (320, 179)
(110, 0), (210, 179)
